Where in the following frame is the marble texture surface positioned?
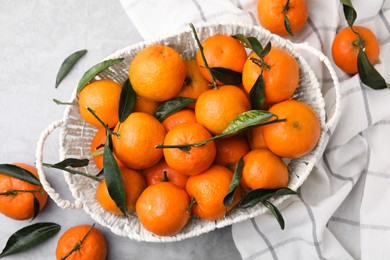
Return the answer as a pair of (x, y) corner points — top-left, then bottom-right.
(0, 0), (240, 259)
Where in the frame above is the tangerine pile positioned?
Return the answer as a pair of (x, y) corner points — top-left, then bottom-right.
(77, 32), (322, 237)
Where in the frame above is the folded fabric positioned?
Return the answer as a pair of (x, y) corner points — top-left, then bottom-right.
(119, 0), (390, 258)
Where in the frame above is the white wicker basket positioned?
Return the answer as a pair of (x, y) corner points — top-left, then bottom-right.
(35, 22), (340, 242)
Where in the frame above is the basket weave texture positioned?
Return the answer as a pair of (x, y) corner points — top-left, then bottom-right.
(58, 22), (328, 242)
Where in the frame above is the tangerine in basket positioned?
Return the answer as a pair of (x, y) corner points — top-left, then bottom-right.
(262, 99), (321, 158)
(186, 164), (241, 220)
(241, 149), (289, 192)
(55, 224), (107, 260)
(242, 47), (299, 105)
(0, 163), (48, 220)
(163, 122), (216, 175)
(136, 181), (190, 236)
(195, 85), (251, 135)
(96, 166), (146, 215)
(196, 34), (247, 84)
(112, 112), (166, 169)
(142, 159), (189, 189)
(247, 126), (268, 150)
(161, 109), (197, 132)
(132, 95), (161, 115)
(332, 26), (380, 75)
(214, 135), (250, 171)
(175, 59), (212, 108)
(257, 0), (308, 36)
(129, 44), (186, 102)
(78, 79), (122, 128)
(90, 127), (124, 170)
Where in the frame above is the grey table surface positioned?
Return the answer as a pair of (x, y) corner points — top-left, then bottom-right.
(0, 0), (241, 259)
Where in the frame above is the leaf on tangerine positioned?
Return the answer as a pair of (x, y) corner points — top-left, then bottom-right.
(221, 110), (274, 136)
(249, 74), (265, 110)
(209, 67), (242, 85)
(31, 196), (40, 222)
(340, 0), (357, 28)
(223, 157), (244, 207)
(118, 79), (136, 123)
(0, 164), (41, 186)
(154, 97), (196, 122)
(357, 48), (389, 90)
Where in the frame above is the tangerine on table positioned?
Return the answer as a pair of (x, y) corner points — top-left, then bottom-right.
(163, 122), (216, 176)
(136, 181), (190, 236)
(55, 224), (107, 260)
(196, 34), (247, 84)
(241, 148), (289, 192)
(90, 127), (124, 170)
(0, 163), (48, 220)
(161, 109), (197, 132)
(129, 44), (186, 102)
(332, 26), (380, 75)
(214, 135), (250, 170)
(132, 95), (161, 115)
(195, 85), (251, 135)
(175, 59), (212, 108)
(262, 99), (321, 158)
(96, 166), (146, 215)
(242, 47), (299, 105)
(112, 112), (166, 169)
(78, 79), (122, 128)
(142, 159), (189, 189)
(257, 0), (308, 36)
(186, 164), (241, 220)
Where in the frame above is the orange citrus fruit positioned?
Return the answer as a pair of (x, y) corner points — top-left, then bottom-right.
(55, 224), (107, 260)
(262, 100), (321, 158)
(241, 149), (289, 192)
(96, 166), (146, 215)
(136, 181), (190, 236)
(247, 126), (268, 150)
(242, 48), (299, 105)
(132, 95), (161, 115)
(196, 34), (247, 84)
(163, 122), (216, 175)
(161, 109), (197, 132)
(186, 164), (241, 220)
(0, 163), (48, 220)
(78, 79), (122, 128)
(129, 44), (186, 102)
(112, 112), (166, 169)
(142, 159), (189, 189)
(332, 26), (380, 75)
(195, 85), (251, 135)
(257, 0), (308, 36)
(214, 135), (250, 170)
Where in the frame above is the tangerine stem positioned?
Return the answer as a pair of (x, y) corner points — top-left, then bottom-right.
(60, 224), (95, 260)
(86, 107), (120, 138)
(186, 197), (197, 213)
(43, 162), (102, 182)
(0, 189), (43, 196)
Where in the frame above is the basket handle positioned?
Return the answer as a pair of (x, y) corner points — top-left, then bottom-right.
(293, 42), (341, 131)
(35, 119), (83, 210)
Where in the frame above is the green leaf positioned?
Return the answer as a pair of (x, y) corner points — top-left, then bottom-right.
(262, 200), (285, 230)
(340, 0), (357, 27)
(31, 196), (40, 221)
(357, 48), (389, 90)
(51, 158), (89, 169)
(118, 79), (136, 123)
(249, 74), (265, 110)
(154, 97), (196, 122)
(261, 42), (272, 59)
(0, 164), (41, 186)
(223, 157), (244, 207)
(55, 49), (87, 88)
(240, 188), (297, 208)
(0, 222), (60, 258)
(233, 34), (264, 58)
(103, 133), (127, 216)
(209, 67), (242, 85)
(283, 0), (294, 36)
(221, 110), (274, 136)
(76, 58), (124, 94)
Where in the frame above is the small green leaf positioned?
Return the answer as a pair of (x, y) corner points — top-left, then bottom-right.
(55, 49), (87, 88)
(77, 58), (124, 94)
(154, 97), (196, 122)
(223, 157), (244, 207)
(262, 200), (285, 230)
(261, 42), (272, 59)
(119, 79), (136, 123)
(0, 164), (41, 186)
(283, 0), (294, 36)
(249, 74), (265, 110)
(240, 188), (296, 208)
(0, 222), (60, 258)
(357, 48), (389, 90)
(209, 67), (242, 85)
(103, 134), (127, 216)
(233, 35), (264, 57)
(233, 34), (253, 48)
(221, 110), (274, 136)
(31, 196), (40, 221)
(51, 158), (89, 169)
(340, 0), (357, 27)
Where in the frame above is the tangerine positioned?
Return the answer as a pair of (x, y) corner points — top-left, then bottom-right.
(214, 135), (250, 170)
(132, 95), (161, 115)
(161, 109), (197, 132)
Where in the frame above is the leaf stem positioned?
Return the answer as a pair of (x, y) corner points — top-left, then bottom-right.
(43, 163), (102, 182)
(53, 99), (78, 106)
(60, 224), (95, 260)
(0, 189), (43, 196)
(86, 107), (120, 138)
(250, 57), (271, 71)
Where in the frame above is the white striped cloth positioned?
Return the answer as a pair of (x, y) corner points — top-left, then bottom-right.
(119, 0), (390, 259)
